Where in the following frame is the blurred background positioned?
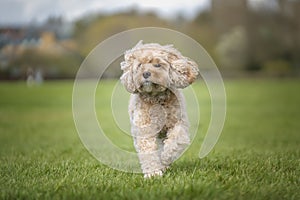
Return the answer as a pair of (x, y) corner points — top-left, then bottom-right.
(0, 0), (300, 81)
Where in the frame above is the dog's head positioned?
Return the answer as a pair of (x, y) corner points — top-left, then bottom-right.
(120, 41), (199, 94)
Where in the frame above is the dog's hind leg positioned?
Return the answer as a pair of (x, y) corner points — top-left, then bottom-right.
(160, 124), (190, 166)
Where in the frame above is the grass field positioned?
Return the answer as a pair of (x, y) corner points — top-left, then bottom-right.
(0, 79), (299, 199)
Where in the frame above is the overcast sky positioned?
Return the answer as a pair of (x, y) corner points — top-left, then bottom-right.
(0, 0), (212, 25)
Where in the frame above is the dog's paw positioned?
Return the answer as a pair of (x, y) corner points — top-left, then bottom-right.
(144, 170), (163, 178)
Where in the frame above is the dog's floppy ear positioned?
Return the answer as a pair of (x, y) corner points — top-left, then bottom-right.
(168, 52), (199, 89)
(120, 59), (137, 93)
(120, 42), (143, 93)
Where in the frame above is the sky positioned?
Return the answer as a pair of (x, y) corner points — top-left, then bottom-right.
(0, 0), (210, 25)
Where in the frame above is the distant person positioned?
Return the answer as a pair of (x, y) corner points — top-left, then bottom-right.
(26, 68), (44, 86)
(35, 69), (44, 85)
(26, 67), (34, 87)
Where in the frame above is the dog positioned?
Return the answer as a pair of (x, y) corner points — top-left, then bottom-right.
(120, 41), (199, 178)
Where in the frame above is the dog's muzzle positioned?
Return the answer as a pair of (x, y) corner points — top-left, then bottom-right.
(140, 81), (167, 94)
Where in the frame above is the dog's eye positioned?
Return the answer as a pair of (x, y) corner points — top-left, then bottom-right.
(153, 63), (161, 68)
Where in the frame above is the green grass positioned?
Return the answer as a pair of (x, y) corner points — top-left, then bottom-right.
(0, 79), (299, 199)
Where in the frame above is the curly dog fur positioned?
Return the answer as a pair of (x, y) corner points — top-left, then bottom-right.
(120, 41), (199, 178)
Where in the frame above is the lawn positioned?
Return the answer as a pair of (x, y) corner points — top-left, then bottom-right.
(0, 79), (299, 199)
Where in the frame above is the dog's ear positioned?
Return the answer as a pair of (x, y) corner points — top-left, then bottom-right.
(120, 41), (145, 93)
(168, 53), (199, 89)
(120, 58), (137, 94)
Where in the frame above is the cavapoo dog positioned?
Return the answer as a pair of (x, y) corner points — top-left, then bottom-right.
(120, 41), (199, 178)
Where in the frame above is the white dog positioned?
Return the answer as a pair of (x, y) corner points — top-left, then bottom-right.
(120, 41), (199, 178)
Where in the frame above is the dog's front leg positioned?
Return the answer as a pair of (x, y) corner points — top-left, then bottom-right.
(133, 134), (165, 178)
(130, 101), (167, 178)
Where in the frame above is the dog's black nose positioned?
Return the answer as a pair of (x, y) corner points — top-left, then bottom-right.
(143, 71), (151, 79)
